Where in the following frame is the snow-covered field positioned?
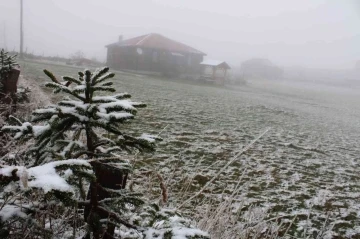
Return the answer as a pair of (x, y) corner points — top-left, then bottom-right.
(21, 60), (360, 238)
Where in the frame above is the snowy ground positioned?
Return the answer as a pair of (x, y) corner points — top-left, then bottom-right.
(21, 60), (360, 237)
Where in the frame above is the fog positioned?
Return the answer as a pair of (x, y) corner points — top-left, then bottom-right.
(0, 0), (359, 69)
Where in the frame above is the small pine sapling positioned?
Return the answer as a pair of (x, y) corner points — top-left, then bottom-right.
(2, 67), (160, 238)
(0, 49), (17, 79)
(0, 49), (19, 118)
(0, 49), (18, 93)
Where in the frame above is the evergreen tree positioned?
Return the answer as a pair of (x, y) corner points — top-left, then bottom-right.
(0, 49), (18, 93)
(1, 67), (158, 238)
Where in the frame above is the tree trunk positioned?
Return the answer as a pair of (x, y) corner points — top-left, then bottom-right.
(84, 160), (128, 238)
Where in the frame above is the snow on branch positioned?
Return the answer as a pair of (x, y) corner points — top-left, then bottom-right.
(1, 121), (51, 139)
(0, 159), (92, 193)
(96, 112), (134, 123)
(0, 205), (27, 222)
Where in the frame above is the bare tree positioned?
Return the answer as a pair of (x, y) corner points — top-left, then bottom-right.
(71, 50), (85, 60)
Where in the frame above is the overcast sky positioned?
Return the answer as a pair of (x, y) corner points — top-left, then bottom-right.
(0, 0), (359, 69)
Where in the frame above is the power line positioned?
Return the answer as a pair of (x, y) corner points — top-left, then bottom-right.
(3, 21), (7, 50)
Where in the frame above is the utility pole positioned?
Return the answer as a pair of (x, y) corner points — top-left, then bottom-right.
(3, 21), (6, 50)
(20, 0), (24, 59)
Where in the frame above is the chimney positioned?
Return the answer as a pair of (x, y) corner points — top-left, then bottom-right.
(118, 35), (123, 43)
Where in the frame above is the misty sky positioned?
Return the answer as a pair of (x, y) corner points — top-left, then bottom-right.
(0, 0), (359, 69)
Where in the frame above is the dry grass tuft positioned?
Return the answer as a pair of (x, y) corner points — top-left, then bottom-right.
(15, 75), (51, 118)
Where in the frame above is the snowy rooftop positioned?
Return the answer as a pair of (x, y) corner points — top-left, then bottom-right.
(200, 59), (231, 69)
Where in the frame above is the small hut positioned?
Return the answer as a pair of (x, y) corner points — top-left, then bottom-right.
(200, 60), (231, 85)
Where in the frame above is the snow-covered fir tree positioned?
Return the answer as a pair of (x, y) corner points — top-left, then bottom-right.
(0, 49), (18, 94)
(0, 67), (209, 239)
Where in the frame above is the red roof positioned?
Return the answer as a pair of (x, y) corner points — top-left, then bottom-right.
(106, 33), (206, 55)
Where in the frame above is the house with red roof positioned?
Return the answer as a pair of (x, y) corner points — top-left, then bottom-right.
(105, 33), (206, 75)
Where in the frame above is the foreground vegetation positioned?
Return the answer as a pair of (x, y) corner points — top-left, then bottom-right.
(1, 59), (360, 238)
(0, 55), (209, 238)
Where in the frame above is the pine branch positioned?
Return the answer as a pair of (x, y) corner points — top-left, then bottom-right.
(8, 115), (23, 126)
(91, 67), (110, 85)
(43, 69), (60, 84)
(71, 150), (108, 159)
(97, 206), (139, 230)
(63, 76), (82, 85)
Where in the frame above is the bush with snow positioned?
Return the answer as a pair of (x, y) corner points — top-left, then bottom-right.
(0, 49), (17, 86)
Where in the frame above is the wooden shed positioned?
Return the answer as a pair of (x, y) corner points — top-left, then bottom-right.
(200, 60), (231, 85)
